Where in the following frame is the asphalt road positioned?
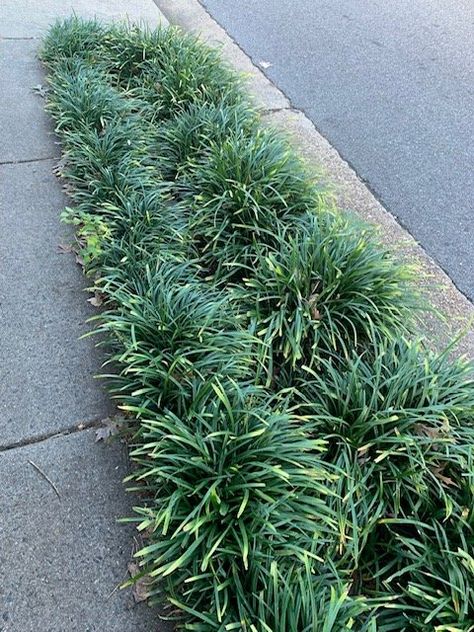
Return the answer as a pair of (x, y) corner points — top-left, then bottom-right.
(201, 0), (474, 300)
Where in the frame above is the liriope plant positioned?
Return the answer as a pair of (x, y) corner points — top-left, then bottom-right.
(239, 212), (417, 370)
(127, 382), (340, 625)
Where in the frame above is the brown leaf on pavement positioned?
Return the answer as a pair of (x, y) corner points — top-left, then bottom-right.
(58, 243), (74, 254)
(87, 292), (103, 308)
(32, 83), (49, 98)
(75, 253), (85, 267)
(53, 157), (66, 176)
(95, 416), (122, 442)
(62, 181), (76, 196)
(127, 562), (152, 603)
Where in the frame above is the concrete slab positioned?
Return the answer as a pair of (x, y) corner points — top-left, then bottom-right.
(0, 40), (57, 164)
(154, 0), (290, 111)
(0, 429), (172, 631)
(0, 160), (113, 447)
(0, 0), (168, 38)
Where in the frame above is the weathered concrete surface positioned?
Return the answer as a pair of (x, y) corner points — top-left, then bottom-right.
(0, 430), (172, 632)
(155, 0), (474, 359)
(0, 0), (168, 38)
(0, 41), (57, 163)
(0, 159), (114, 447)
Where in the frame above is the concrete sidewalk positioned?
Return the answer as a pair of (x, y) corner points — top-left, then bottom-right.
(0, 1), (172, 631)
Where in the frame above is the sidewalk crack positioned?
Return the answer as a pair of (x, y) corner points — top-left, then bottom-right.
(0, 417), (103, 453)
(1, 36), (39, 41)
(0, 156), (59, 167)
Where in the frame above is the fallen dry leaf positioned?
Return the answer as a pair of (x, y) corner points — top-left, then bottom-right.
(53, 156), (67, 176)
(141, 524), (155, 539)
(95, 416), (122, 442)
(75, 253), (85, 267)
(87, 292), (103, 308)
(128, 562), (152, 603)
(356, 443), (372, 465)
(308, 294), (321, 320)
(415, 423), (442, 439)
(415, 421), (453, 447)
(32, 83), (49, 98)
(430, 465), (458, 488)
(58, 243), (74, 254)
(62, 182), (76, 196)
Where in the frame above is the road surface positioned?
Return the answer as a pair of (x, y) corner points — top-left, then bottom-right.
(201, 0), (474, 299)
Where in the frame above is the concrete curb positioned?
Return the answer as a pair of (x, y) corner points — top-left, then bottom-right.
(154, 0), (474, 358)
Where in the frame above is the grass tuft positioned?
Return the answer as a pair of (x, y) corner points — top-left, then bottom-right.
(181, 127), (321, 276)
(240, 212), (417, 369)
(128, 383), (338, 625)
(96, 263), (257, 417)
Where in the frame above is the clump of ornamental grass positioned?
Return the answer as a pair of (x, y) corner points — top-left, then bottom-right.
(95, 262), (259, 417)
(41, 18), (245, 121)
(294, 338), (474, 629)
(166, 554), (380, 630)
(84, 23), (246, 119)
(62, 189), (192, 277)
(58, 115), (151, 183)
(229, 557), (378, 632)
(40, 16), (106, 67)
(127, 382), (339, 625)
(180, 127), (321, 276)
(56, 116), (162, 210)
(65, 156), (158, 212)
(357, 519), (474, 631)
(240, 212), (417, 371)
(90, 193), (195, 277)
(297, 337), (474, 521)
(44, 58), (130, 133)
(156, 100), (258, 183)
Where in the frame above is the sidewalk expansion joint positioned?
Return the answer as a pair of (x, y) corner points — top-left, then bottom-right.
(1, 36), (40, 41)
(0, 417), (103, 453)
(0, 155), (60, 167)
